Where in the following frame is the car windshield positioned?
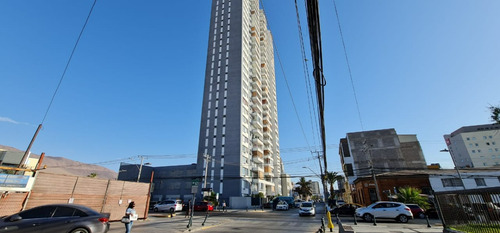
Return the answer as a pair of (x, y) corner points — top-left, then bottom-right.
(301, 203), (313, 207)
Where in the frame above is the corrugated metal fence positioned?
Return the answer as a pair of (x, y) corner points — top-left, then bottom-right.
(0, 172), (150, 220)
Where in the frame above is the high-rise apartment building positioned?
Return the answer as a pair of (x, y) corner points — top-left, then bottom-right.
(196, 0), (282, 201)
(339, 128), (427, 185)
(444, 123), (500, 168)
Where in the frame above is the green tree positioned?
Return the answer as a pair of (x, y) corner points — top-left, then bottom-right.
(295, 177), (312, 200)
(204, 192), (219, 207)
(397, 187), (429, 209)
(87, 172), (97, 178)
(325, 171), (343, 199)
(490, 105), (500, 124)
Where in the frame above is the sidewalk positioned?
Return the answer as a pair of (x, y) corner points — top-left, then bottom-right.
(339, 221), (444, 233)
(107, 211), (233, 233)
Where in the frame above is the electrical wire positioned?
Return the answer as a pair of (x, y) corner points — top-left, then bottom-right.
(332, 0), (364, 131)
(41, 0), (97, 124)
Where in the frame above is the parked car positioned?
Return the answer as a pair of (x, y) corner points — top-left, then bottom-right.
(0, 204), (110, 233)
(331, 203), (363, 216)
(276, 201), (289, 211)
(298, 202), (316, 216)
(272, 196), (295, 209)
(294, 199), (303, 208)
(405, 204), (425, 219)
(355, 201), (413, 223)
(262, 201), (273, 209)
(336, 200), (346, 206)
(153, 200), (183, 212)
(193, 202), (214, 211)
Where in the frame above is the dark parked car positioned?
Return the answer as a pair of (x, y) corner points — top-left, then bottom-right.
(331, 203), (363, 216)
(194, 202), (214, 211)
(406, 204), (425, 218)
(262, 201), (273, 209)
(0, 204), (110, 233)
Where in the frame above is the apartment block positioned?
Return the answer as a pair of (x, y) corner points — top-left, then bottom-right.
(196, 0), (282, 201)
(444, 123), (500, 168)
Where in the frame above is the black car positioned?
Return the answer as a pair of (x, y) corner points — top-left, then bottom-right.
(331, 203), (363, 216)
(0, 204), (110, 233)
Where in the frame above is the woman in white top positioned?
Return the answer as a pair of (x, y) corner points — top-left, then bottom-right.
(125, 201), (136, 233)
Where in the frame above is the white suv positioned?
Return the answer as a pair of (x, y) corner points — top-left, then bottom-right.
(153, 200), (183, 212)
(355, 201), (413, 223)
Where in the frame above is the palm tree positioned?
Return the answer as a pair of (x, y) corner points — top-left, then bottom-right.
(490, 105), (500, 124)
(325, 171), (342, 200)
(397, 187), (429, 209)
(296, 177), (312, 200)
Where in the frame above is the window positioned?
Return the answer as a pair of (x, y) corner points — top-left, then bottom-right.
(475, 178), (486, 186)
(344, 164), (354, 176)
(442, 178), (463, 187)
(19, 206), (56, 219)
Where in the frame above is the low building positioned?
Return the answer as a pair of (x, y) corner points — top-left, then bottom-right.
(351, 170), (432, 206)
(117, 163), (198, 203)
(350, 168), (500, 206)
(429, 168), (500, 192)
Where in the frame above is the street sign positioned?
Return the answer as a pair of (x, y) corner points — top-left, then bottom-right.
(192, 178), (200, 186)
(191, 185), (198, 194)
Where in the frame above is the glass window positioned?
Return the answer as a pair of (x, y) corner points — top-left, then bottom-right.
(19, 206), (57, 219)
(53, 207), (78, 217)
(475, 178), (486, 186)
(442, 178), (463, 187)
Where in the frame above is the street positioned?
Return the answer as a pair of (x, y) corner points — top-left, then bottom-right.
(106, 203), (444, 233)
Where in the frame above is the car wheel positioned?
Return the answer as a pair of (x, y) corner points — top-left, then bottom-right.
(154, 207), (158, 212)
(397, 214), (409, 223)
(70, 228), (89, 233)
(363, 213), (373, 222)
(418, 212), (425, 219)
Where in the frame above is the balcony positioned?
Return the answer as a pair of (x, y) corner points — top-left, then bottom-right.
(251, 116), (263, 129)
(251, 103), (263, 114)
(252, 165), (264, 172)
(252, 136), (263, 146)
(252, 128), (263, 138)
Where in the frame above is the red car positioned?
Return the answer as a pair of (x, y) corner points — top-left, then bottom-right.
(406, 204), (425, 218)
(194, 202), (214, 211)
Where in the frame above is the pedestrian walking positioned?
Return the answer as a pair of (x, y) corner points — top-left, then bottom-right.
(124, 201), (137, 233)
(185, 200), (192, 218)
(222, 200), (226, 212)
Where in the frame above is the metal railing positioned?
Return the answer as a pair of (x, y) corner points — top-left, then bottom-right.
(435, 187), (500, 233)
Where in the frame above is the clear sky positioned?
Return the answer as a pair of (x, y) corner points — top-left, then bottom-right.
(1, 0), (499, 186)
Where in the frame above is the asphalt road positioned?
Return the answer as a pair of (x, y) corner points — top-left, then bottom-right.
(106, 203), (444, 233)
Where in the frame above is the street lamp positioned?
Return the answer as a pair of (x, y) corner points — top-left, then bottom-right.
(440, 148), (466, 190)
(302, 166), (327, 202)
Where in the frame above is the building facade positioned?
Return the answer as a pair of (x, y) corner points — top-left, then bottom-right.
(309, 181), (321, 198)
(117, 163), (198, 202)
(196, 0), (282, 201)
(339, 128), (427, 185)
(444, 123), (500, 168)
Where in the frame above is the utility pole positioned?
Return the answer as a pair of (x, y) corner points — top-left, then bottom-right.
(313, 151), (329, 203)
(203, 154), (211, 196)
(363, 141), (381, 201)
(137, 156), (144, 182)
(369, 162), (381, 201)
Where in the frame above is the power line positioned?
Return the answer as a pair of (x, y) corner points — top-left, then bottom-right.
(259, 0), (313, 153)
(332, 0), (364, 131)
(41, 0), (97, 124)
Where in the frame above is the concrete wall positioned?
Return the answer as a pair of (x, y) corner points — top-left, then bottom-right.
(229, 196), (251, 209)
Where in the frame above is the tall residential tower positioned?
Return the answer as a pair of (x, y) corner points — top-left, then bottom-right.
(196, 0), (282, 201)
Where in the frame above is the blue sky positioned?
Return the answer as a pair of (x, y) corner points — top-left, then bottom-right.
(1, 0), (499, 185)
